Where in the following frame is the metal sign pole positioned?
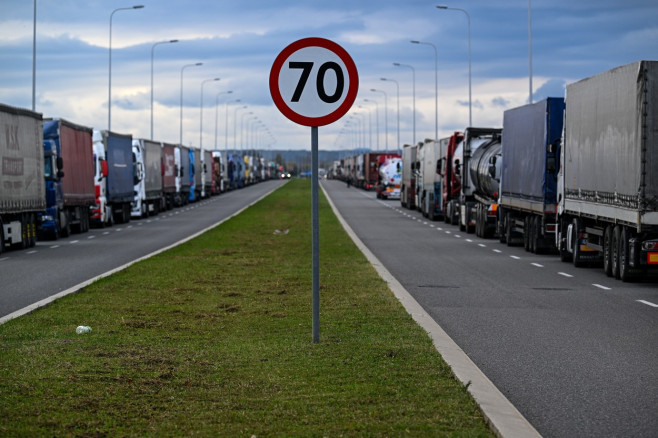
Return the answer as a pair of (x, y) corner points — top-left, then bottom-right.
(311, 125), (320, 343)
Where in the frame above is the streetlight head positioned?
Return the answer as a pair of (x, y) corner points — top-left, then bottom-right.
(227, 90), (233, 94)
(195, 62), (203, 66)
(170, 39), (179, 43)
(133, 5), (144, 9)
(214, 77), (221, 81)
(410, 40), (420, 44)
(436, 5), (448, 9)
(370, 88), (377, 92)
(393, 62), (400, 66)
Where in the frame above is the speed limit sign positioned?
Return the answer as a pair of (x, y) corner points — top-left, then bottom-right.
(269, 37), (358, 127)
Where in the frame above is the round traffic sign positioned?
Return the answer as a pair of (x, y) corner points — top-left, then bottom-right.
(269, 37), (359, 127)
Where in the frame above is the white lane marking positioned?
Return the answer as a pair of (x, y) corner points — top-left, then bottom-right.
(88, 235), (95, 239)
(637, 300), (658, 308)
(510, 255), (521, 260)
(50, 245), (59, 249)
(0, 257), (9, 262)
(103, 231), (110, 235)
(27, 250), (37, 254)
(454, 234), (461, 238)
(493, 249), (502, 253)
(478, 243), (486, 247)
(558, 272), (573, 278)
(593, 284), (611, 290)
(531, 263), (544, 268)
(445, 230), (451, 234)
(70, 240), (79, 244)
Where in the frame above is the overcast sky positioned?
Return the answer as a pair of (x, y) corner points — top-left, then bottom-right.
(1, 0), (657, 151)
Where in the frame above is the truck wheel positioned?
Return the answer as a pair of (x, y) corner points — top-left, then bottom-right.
(619, 227), (634, 282)
(506, 216), (514, 246)
(61, 211), (71, 238)
(28, 214), (37, 247)
(572, 218), (585, 267)
(531, 216), (541, 254)
(611, 225), (621, 279)
(603, 226), (613, 277)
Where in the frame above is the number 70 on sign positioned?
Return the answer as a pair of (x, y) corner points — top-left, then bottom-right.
(269, 37), (359, 127)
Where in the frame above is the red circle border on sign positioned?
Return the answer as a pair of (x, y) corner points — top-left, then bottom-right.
(269, 37), (359, 127)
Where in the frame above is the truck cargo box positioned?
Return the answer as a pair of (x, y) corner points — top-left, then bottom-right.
(501, 97), (564, 213)
(103, 131), (134, 204)
(142, 139), (163, 200)
(162, 142), (176, 194)
(0, 103), (45, 213)
(562, 60), (658, 226)
(43, 119), (95, 207)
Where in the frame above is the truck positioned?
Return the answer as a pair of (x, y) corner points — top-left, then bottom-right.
(556, 60), (658, 281)
(438, 132), (464, 225)
(364, 152), (400, 191)
(131, 138), (163, 218)
(202, 149), (213, 197)
(40, 118), (95, 238)
(91, 130), (134, 226)
(456, 127), (502, 234)
(417, 138), (447, 221)
(175, 146), (190, 205)
(497, 98), (565, 251)
(400, 144), (417, 209)
(0, 103), (44, 252)
(162, 142), (176, 209)
(189, 148), (202, 201)
(377, 157), (402, 200)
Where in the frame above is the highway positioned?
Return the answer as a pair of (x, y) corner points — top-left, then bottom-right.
(322, 179), (658, 438)
(0, 180), (285, 320)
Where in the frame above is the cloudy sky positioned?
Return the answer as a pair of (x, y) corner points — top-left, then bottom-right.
(1, 0), (657, 152)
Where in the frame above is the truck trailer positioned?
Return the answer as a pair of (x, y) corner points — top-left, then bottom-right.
(557, 60), (658, 281)
(400, 144), (417, 209)
(162, 142), (176, 209)
(131, 138), (163, 218)
(498, 97), (565, 251)
(439, 132), (464, 225)
(40, 118), (95, 238)
(91, 130), (134, 226)
(0, 103), (44, 252)
(456, 127), (502, 234)
(417, 138), (448, 221)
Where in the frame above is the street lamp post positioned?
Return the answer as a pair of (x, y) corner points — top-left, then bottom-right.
(381, 77), (400, 155)
(151, 39), (178, 139)
(411, 40), (438, 141)
(370, 89), (389, 152)
(224, 99), (240, 151)
(393, 62), (416, 147)
(108, 5), (144, 131)
(233, 105), (248, 151)
(528, 0), (533, 104)
(358, 106), (372, 150)
(214, 91), (233, 149)
(363, 99), (380, 151)
(32, 0), (36, 111)
(199, 77), (220, 150)
(437, 5), (472, 126)
(179, 62), (202, 146)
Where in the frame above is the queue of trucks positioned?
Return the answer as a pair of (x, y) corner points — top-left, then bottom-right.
(0, 102), (281, 252)
(337, 60), (658, 281)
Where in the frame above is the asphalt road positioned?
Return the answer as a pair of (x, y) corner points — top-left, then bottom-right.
(322, 179), (658, 438)
(0, 179), (285, 319)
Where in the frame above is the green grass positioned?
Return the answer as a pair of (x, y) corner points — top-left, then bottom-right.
(0, 179), (493, 437)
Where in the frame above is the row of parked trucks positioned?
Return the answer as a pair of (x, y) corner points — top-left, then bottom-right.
(0, 103), (281, 252)
(367, 61), (658, 282)
(329, 152), (402, 199)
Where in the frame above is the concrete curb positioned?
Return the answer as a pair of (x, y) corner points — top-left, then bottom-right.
(322, 183), (542, 438)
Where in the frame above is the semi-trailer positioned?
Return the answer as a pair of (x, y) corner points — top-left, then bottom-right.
(556, 60), (658, 281)
(417, 138), (448, 221)
(40, 118), (94, 238)
(456, 127), (502, 233)
(131, 138), (163, 218)
(466, 131), (503, 238)
(162, 142), (176, 210)
(497, 97), (565, 251)
(202, 149), (213, 197)
(0, 103), (44, 252)
(91, 130), (134, 226)
(400, 144), (417, 209)
(175, 146), (191, 205)
(439, 132), (464, 225)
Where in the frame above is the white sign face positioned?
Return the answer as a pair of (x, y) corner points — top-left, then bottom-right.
(270, 37), (358, 127)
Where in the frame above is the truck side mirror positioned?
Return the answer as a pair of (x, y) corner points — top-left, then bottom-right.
(101, 159), (108, 178)
(454, 159), (461, 176)
(436, 158), (443, 176)
(56, 156), (65, 178)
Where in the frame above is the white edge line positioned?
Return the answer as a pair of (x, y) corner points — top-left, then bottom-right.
(321, 182), (542, 438)
(637, 300), (658, 308)
(0, 181), (287, 327)
(593, 284), (611, 290)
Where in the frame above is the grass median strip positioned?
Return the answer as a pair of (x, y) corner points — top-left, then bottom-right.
(0, 179), (493, 437)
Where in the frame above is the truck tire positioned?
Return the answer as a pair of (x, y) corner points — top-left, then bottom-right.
(611, 225), (621, 279)
(28, 214), (37, 247)
(498, 210), (507, 243)
(506, 215), (515, 247)
(531, 216), (540, 254)
(603, 226), (613, 277)
(60, 211), (71, 238)
(523, 216), (530, 251)
(619, 227), (634, 282)
(572, 218), (585, 267)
